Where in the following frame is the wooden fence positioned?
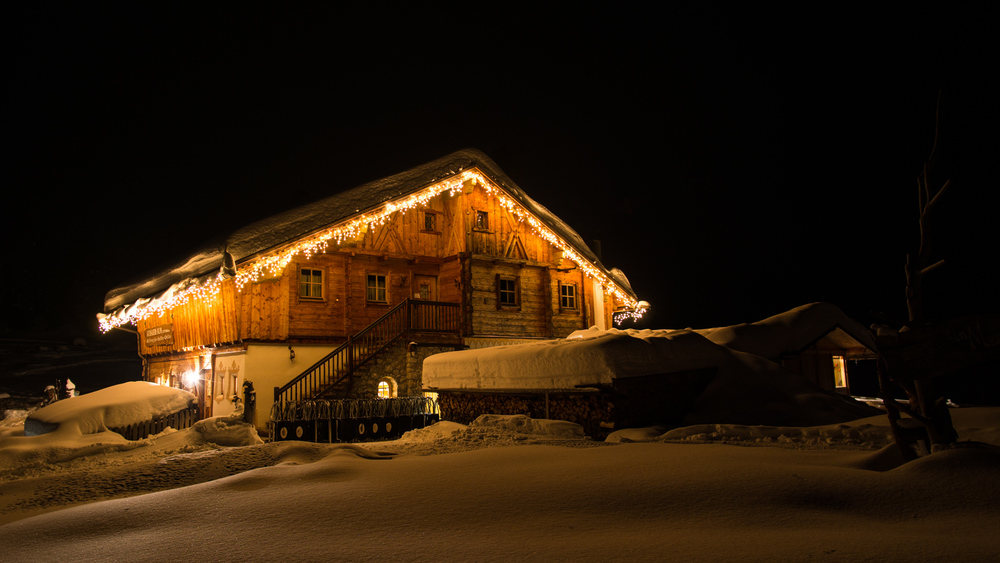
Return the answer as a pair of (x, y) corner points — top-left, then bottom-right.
(110, 406), (200, 441)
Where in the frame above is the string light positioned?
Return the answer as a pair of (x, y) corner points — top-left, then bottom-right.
(99, 170), (640, 332)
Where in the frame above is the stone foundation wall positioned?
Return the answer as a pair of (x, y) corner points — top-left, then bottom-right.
(348, 341), (409, 399)
(349, 342), (462, 399)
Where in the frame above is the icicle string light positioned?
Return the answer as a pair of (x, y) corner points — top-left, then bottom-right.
(99, 170), (639, 332)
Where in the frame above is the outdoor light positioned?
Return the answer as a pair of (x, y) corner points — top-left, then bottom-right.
(182, 371), (198, 388)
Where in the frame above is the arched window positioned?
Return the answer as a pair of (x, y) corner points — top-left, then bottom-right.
(377, 377), (397, 398)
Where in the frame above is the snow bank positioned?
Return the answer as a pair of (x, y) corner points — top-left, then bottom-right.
(3, 435), (999, 562)
(188, 414), (265, 447)
(24, 382), (195, 437)
(469, 414), (585, 438)
(608, 408), (1000, 450)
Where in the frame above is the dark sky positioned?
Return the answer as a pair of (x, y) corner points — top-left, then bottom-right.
(2, 4), (998, 339)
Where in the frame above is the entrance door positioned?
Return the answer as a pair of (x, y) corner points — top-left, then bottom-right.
(412, 275), (439, 330)
(413, 274), (437, 301)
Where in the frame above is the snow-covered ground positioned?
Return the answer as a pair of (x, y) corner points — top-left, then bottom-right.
(1, 401), (999, 561)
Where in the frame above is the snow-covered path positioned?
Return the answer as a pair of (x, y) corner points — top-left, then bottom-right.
(1, 411), (999, 562)
(2, 440), (999, 562)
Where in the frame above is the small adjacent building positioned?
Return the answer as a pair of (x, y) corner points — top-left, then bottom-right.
(99, 149), (641, 432)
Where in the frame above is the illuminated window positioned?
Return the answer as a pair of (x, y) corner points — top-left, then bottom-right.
(559, 283), (577, 310)
(424, 212), (437, 232)
(366, 274), (387, 303)
(377, 377), (397, 398)
(497, 276), (519, 308)
(475, 210), (489, 230)
(300, 268), (323, 299)
(832, 356), (848, 388)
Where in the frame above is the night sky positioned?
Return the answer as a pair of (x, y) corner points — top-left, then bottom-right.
(3, 4), (997, 341)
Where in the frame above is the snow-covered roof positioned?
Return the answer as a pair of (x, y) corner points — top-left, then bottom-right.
(24, 381), (196, 437)
(104, 149), (634, 313)
(424, 302), (875, 393)
(696, 302), (877, 358)
(423, 303), (880, 426)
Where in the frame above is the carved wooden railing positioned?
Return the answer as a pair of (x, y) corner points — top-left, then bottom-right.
(274, 299), (460, 407)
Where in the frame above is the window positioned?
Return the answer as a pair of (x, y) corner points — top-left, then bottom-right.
(300, 268), (323, 299)
(424, 212), (437, 232)
(377, 377), (397, 398)
(475, 210), (489, 230)
(559, 283), (577, 310)
(496, 275), (519, 308)
(832, 356), (848, 388)
(366, 274), (387, 303)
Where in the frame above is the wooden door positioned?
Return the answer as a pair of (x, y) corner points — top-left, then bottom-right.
(414, 275), (437, 301)
(412, 275), (439, 330)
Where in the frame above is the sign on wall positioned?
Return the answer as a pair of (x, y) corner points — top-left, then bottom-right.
(145, 324), (174, 346)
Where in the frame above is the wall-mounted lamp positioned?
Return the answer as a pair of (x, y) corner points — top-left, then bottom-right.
(288, 345), (295, 361)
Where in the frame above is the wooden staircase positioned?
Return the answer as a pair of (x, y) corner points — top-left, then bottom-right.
(273, 299), (460, 407)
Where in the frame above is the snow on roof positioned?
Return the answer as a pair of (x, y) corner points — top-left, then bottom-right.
(24, 381), (196, 437)
(104, 149), (632, 312)
(424, 326), (726, 391)
(423, 302), (880, 427)
(697, 302), (876, 357)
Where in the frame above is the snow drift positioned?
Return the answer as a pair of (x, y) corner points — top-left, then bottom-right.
(24, 381), (196, 437)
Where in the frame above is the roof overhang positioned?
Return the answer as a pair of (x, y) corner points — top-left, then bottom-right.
(99, 150), (640, 332)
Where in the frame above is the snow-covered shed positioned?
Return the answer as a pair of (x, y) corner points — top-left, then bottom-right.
(423, 303), (879, 433)
(99, 149), (642, 433)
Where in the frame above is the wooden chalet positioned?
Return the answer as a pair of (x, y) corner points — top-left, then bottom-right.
(100, 149), (641, 433)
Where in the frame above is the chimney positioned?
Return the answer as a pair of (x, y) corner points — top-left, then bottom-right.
(591, 239), (602, 261)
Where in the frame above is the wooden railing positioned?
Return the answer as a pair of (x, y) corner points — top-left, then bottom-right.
(110, 406), (199, 441)
(274, 299), (460, 407)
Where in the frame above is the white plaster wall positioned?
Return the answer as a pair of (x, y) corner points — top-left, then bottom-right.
(244, 343), (338, 430)
(211, 353), (245, 419)
(592, 280), (606, 330)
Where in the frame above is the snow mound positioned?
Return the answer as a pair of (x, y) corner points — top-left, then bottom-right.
(25, 382), (195, 437)
(468, 414), (585, 438)
(189, 414), (264, 447)
(393, 421), (468, 444)
(605, 425), (669, 443)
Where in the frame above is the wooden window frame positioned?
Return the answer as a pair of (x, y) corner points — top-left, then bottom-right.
(558, 282), (578, 311)
(496, 274), (520, 310)
(474, 210), (490, 232)
(366, 272), (388, 304)
(299, 267), (325, 301)
(421, 210), (442, 235)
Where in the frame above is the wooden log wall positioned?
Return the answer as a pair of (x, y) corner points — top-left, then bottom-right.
(288, 253), (348, 339)
(549, 268), (589, 337)
(138, 278), (241, 355)
(344, 254), (450, 335)
(240, 276), (289, 341)
(469, 260), (548, 338)
(465, 185), (554, 263)
(135, 182), (624, 354)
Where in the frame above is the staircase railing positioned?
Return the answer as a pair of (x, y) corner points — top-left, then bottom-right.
(273, 299), (460, 407)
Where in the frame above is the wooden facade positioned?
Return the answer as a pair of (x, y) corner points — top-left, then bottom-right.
(113, 160), (637, 430)
(136, 179), (629, 358)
